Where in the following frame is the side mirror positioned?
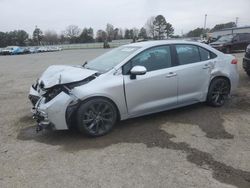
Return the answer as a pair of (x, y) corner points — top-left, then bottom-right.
(130, 65), (147, 79)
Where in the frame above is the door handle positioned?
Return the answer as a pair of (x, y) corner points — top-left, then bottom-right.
(166, 72), (177, 78)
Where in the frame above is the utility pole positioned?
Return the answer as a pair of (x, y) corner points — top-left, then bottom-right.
(204, 14), (207, 30)
(203, 14), (207, 38)
(235, 17), (239, 27)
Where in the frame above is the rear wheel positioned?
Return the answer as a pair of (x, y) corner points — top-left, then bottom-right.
(207, 78), (230, 107)
(77, 98), (117, 136)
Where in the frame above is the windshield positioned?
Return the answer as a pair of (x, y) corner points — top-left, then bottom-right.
(85, 46), (140, 72)
(217, 35), (233, 42)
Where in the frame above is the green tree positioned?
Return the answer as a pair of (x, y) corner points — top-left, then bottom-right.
(124, 29), (130, 39)
(165, 22), (174, 39)
(138, 27), (148, 39)
(113, 28), (119, 40)
(79, 27), (94, 43)
(0, 32), (8, 47)
(153, 15), (174, 39)
(153, 15), (166, 39)
(33, 26), (43, 45)
(15, 30), (29, 46)
(186, 28), (204, 37)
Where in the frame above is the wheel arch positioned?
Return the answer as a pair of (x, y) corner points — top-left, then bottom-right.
(81, 96), (121, 120)
(210, 75), (231, 88)
(66, 95), (121, 129)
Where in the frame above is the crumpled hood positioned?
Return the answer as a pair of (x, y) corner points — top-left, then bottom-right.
(38, 65), (97, 89)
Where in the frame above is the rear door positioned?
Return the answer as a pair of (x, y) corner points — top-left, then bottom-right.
(173, 44), (215, 105)
(123, 45), (178, 116)
(232, 35), (244, 51)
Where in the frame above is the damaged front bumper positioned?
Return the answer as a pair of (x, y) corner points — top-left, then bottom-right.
(29, 86), (75, 131)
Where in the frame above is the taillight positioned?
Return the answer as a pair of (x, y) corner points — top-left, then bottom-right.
(231, 59), (238, 64)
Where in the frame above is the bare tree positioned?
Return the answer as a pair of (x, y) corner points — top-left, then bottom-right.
(64, 25), (81, 43)
(43, 30), (58, 45)
(118, 28), (123, 39)
(132, 28), (139, 38)
(96, 30), (107, 42)
(106, 23), (114, 41)
(145, 16), (155, 39)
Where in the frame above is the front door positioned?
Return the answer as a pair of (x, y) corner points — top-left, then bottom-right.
(123, 45), (178, 116)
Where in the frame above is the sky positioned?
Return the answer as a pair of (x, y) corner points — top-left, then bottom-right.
(0, 0), (250, 36)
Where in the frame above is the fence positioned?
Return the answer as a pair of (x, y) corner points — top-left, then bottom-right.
(59, 39), (133, 50)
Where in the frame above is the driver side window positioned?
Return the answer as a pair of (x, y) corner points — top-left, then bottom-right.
(123, 46), (172, 74)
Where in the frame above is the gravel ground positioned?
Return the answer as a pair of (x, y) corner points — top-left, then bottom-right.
(0, 49), (250, 188)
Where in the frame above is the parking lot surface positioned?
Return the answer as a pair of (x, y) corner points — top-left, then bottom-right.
(0, 49), (250, 188)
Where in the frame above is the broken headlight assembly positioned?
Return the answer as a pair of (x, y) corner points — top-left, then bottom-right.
(43, 86), (64, 103)
(42, 75), (96, 103)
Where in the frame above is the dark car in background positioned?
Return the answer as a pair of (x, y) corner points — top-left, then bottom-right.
(243, 44), (250, 76)
(210, 33), (250, 53)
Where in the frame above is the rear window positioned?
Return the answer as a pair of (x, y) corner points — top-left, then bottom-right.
(175, 44), (217, 65)
(199, 47), (217, 61)
(175, 45), (200, 65)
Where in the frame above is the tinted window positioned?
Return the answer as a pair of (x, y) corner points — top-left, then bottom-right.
(239, 34), (250, 41)
(199, 47), (217, 61)
(199, 47), (210, 61)
(175, 45), (200, 65)
(124, 46), (172, 73)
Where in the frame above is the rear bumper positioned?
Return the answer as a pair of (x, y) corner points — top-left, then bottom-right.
(243, 57), (250, 72)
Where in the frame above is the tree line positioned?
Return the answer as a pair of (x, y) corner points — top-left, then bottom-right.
(0, 14), (236, 47)
(0, 15), (175, 47)
(185, 22), (237, 38)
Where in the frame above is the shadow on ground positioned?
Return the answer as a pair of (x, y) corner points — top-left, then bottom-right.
(17, 102), (250, 188)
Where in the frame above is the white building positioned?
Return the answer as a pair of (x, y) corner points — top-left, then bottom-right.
(211, 26), (250, 38)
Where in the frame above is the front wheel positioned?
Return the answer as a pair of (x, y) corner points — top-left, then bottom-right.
(207, 78), (230, 107)
(77, 98), (117, 136)
(247, 71), (250, 77)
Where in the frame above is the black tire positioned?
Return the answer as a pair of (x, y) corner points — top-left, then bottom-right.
(247, 71), (250, 77)
(77, 98), (117, 137)
(207, 78), (230, 107)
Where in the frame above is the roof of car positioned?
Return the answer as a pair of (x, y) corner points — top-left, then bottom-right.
(124, 40), (204, 48)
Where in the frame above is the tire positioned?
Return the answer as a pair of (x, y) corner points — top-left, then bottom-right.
(207, 78), (230, 107)
(77, 98), (117, 137)
(247, 71), (250, 77)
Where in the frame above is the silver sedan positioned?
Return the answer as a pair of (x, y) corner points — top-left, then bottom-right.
(29, 40), (239, 136)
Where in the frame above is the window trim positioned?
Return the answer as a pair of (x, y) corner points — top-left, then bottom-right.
(122, 44), (175, 75)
